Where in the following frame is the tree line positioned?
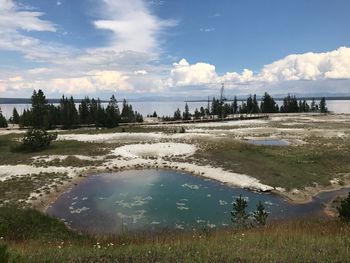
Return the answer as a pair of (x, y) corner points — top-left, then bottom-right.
(8, 89), (143, 130)
(165, 93), (328, 121)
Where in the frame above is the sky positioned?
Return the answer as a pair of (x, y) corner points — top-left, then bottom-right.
(0, 0), (350, 99)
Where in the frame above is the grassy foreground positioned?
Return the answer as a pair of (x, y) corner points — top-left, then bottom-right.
(1, 207), (350, 262)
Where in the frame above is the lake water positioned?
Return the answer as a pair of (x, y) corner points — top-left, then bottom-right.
(46, 169), (350, 234)
(247, 139), (290, 146)
(1, 100), (350, 119)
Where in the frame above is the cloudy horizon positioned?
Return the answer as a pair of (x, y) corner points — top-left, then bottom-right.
(1, 0), (350, 99)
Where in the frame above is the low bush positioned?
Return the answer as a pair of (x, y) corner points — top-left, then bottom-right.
(14, 129), (57, 152)
(337, 192), (350, 222)
(0, 244), (9, 263)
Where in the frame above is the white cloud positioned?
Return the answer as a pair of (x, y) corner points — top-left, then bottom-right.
(167, 59), (218, 87)
(93, 0), (177, 54)
(200, 28), (215, 33)
(165, 47), (350, 94)
(258, 47), (350, 82)
(134, 70), (148, 75)
(0, 0), (75, 61)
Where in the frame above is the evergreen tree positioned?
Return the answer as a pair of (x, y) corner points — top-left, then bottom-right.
(252, 94), (259, 113)
(183, 103), (190, 120)
(211, 98), (221, 116)
(173, 108), (182, 120)
(260, 92), (278, 113)
(96, 99), (107, 127)
(60, 96), (78, 129)
(194, 108), (200, 119)
(105, 95), (120, 128)
(280, 94), (299, 113)
(337, 192), (350, 222)
(246, 95), (253, 114)
(152, 111), (158, 118)
(240, 102), (247, 114)
(31, 89), (48, 128)
(12, 107), (20, 124)
(223, 103), (231, 117)
(89, 98), (98, 125)
(310, 98), (316, 112)
(19, 109), (31, 128)
(79, 97), (91, 125)
(231, 195), (249, 228)
(232, 96), (238, 114)
(253, 201), (268, 226)
(0, 108), (8, 128)
(135, 111), (143, 122)
(319, 97), (328, 113)
(200, 106), (205, 117)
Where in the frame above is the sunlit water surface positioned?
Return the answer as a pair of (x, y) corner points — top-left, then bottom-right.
(46, 169), (350, 234)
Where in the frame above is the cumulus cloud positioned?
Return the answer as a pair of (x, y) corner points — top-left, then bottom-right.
(167, 59), (218, 86)
(258, 47), (350, 82)
(2, 70), (132, 96)
(165, 47), (350, 94)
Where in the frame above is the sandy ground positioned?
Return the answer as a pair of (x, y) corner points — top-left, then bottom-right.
(1, 113), (350, 210)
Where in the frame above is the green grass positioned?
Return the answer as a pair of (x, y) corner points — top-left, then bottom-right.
(0, 172), (69, 207)
(0, 133), (111, 166)
(33, 156), (105, 168)
(193, 136), (350, 190)
(1, 207), (350, 262)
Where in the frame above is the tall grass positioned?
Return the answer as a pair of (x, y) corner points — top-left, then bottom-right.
(1, 207), (350, 262)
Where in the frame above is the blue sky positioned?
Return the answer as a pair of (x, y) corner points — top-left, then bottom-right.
(0, 0), (350, 99)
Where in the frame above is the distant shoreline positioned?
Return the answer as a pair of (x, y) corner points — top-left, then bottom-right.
(1, 96), (350, 104)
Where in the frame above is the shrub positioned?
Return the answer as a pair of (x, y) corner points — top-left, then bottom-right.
(0, 244), (9, 263)
(337, 192), (350, 222)
(15, 129), (57, 152)
(0, 113), (7, 128)
(231, 195), (249, 228)
(253, 201), (269, 226)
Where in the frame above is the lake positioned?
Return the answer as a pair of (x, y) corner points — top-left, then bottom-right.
(46, 169), (350, 234)
(1, 100), (350, 119)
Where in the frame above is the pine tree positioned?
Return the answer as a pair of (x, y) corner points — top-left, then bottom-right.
(231, 195), (249, 228)
(232, 96), (238, 114)
(246, 95), (253, 114)
(105, 95), (120, 128)
(194, 108), (200, 119)
(31, 89), (48, 128)
(60, 95), (78, 129)
(200, 106), (205, 117)
(79, 97), (91, 125)
(173, 108), (182, 120)
(311, 98), (316, 112)
(12, 107), (20, 124)
(0, 108), (8, 128)
(183, 103), (190, 120)
(96, 99), (106, 127)
(253, 201), (268, 226)
(337, 192), (350, 222)
(319, 97), (328, 113)
(252, 94), (259, 113)
(260, 92), (278, 113)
